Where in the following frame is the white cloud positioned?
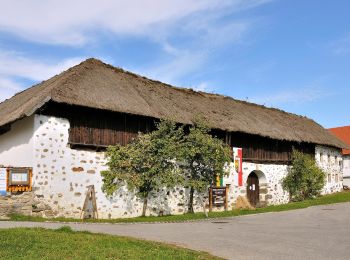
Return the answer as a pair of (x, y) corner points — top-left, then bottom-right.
(0, 76), (23, 101)
(0, 0), (272, 101)
(130, 11), (253, 86)
(251, 86), (333, 106)
(0, 51), (85, 81)
(0, 51), (86, 102)
(0, 0), (270, 46)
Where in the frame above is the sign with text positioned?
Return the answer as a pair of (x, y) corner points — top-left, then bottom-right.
(0, 168), (7, 196)
(7, 167), (32, 192)
(212, 187), (226, 206)
(9, 168), (30, 186)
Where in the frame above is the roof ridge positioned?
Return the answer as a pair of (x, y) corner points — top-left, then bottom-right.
(82, 58), (315, 122)
(0, 57), (345, 149)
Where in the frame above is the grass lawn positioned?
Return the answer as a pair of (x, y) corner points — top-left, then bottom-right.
(0, 227), (220, 260)
(5, 191), (350, 224)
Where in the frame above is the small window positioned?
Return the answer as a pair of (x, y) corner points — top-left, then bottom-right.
(327, 154), (331, 165)
(328, 174), (331, 183)
(320, 153), (323, 163)
(335, 174), (339, 182)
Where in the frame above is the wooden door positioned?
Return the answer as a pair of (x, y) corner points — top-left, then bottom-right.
(247, 172), (259, 206)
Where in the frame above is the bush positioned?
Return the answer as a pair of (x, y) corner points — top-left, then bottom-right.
(282, 150), (326, 201)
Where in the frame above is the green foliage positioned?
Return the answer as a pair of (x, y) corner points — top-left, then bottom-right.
(180, 119), (231, 212)
(101, 120), (184, 215)
(282, 150), (326, 201)
(101, 118), (231, 215)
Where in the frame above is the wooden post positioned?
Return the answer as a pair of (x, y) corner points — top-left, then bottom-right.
(209, 186), (213, 212)
(225, 184), (229, 211)
(81, 185), (98, 220)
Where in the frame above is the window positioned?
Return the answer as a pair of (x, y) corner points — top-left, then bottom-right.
(320, 153), (323, 163)
(327, 154), (331, 166)
(328, 174), (331, 183)
(335, 174), (339, 182)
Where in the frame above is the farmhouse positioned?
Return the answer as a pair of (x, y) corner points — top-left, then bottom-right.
(329, 126), (350, 187)
(0, 58), (346, 218)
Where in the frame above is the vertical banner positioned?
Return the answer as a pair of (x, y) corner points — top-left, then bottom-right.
(0, 168), (7, 196)
(233, 148), (243, 186)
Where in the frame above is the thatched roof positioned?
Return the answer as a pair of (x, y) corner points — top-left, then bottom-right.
(0, 58), (346, 148)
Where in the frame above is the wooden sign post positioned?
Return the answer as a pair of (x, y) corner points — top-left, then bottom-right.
(209, 184), (229, 212)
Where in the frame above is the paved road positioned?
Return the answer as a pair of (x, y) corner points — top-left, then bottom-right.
(1, 203), (350, 260)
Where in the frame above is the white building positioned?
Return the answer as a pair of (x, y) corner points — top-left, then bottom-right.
(329, 126), (350, 187)
(0, 59), (347, 219)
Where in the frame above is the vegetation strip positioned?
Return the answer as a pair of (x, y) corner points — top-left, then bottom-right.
(0, 227), (221, 260)
(4, 191), (350, 224)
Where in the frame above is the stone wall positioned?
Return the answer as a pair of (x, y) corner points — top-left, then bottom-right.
(3, 115), (340, 219)
(224, 162), (290, 207)
(342, 155), (350, 187)
(32, 114), (207, 218)
(315, 145), (343, 194)
(0, 192), (34, 218)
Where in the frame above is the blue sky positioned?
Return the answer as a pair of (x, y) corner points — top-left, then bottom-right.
(0, 0), (349, 128)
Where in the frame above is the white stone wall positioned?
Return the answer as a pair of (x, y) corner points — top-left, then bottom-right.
(0, 116), (34, 168)
(32, 114), (206, 218)
(342, 155), (350, 187)
(4, 114), (340, 219)
(223, 162), (290, 206)
(315, 145), (343, 194)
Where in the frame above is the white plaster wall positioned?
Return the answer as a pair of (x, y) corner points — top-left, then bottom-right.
(315, 145), (343, 194)
(0, 116), (34, 167)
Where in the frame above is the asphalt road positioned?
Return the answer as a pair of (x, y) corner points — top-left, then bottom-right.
(1, 203), (350, 260)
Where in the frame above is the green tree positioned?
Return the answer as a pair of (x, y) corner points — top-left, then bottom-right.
(101, 120), (184, 216)
(282, 150), (326, 201)
(180, 120), (231, 213)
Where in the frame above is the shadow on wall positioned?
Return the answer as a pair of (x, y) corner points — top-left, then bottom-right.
(0, 116), (34, 167)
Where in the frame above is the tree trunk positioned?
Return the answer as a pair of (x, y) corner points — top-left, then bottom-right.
(142, 195), (149, 217)
(188, 186), (195, 213)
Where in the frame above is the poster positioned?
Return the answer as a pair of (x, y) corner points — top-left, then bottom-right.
(232, 148), (243, 186)
(0, 168), (7, 196)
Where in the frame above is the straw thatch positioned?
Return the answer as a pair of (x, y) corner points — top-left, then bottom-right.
(0, 58), (346, 148)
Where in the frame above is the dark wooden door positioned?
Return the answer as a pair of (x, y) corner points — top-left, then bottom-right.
(247, 172), (259, 206)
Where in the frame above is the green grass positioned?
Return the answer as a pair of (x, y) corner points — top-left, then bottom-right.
(0, 227), (220, 260)
(5, 191), (350, 224)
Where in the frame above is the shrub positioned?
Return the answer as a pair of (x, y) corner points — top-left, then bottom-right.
(282, 150), (326, 201)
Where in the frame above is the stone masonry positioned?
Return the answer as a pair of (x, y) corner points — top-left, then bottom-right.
(0, 114), (344, 219)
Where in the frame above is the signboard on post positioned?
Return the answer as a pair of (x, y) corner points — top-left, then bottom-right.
(7, 168), (32, 192)
(209, 185), (229, 212)
(0, 168), (7, 196)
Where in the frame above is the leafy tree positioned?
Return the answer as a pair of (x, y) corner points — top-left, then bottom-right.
(282, 150), (326, 201)
(180, 120), (231, 213)
(101, 120), (184, 216)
